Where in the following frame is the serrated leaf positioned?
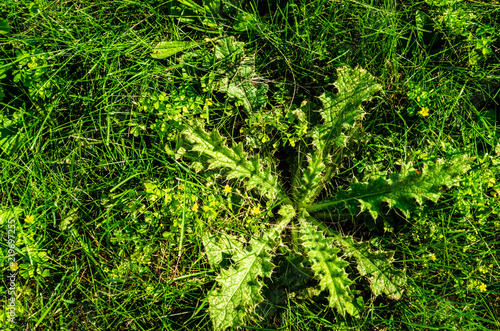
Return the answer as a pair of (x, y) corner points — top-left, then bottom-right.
(225, 78), (268, 113)
(183, 121), (289, 202)
(334, 66), (382, 103)
(208, 224), (285, 330)
(215, 36), (245, 60)
(304, 217), (406, 301)
(319, 66), (380, 128)
(336, 236), (406, 299)
(215, 37), (268, 113)
(203, 233), (244, 268)
(296, 66), (380, 208)
(310, 66), (380, 151)
(191, 161), (204, 173)
(295, 152), (326, 207)
(298, 217), (360, 317)
(151, 40), (203, 59)
(308, 154), (474, 219)
(277, 204), (296, 222)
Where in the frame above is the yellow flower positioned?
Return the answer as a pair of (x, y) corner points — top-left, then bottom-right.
(10, 262), (19, 271)
(25, 215), (34, 224)
(479, 282), (487, 292)
(206, 98), (213, 106)
(192, 202), (199, 212)
(419, 107), (430, 117)
(252, 206), (261, 215)
(224, 184), (232, 194)
(430, 254), (437, 261)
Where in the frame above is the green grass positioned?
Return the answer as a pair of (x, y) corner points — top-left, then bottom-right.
(1, 0), (499, 329)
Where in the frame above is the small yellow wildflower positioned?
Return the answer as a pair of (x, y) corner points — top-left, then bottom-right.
(25, 215), (34, 224)
(430, 254), (437, 261)
(192, 202), (199, 212)
(419, 107), (430, 117)
(10, 262), (19, 271)
(178, 184), (185, 190)
(479, 265), (488, 274)
(206, 98), (213, 106)
(479, 282), (487, 292)
(224, 184), (232, 194)
(252, 206), (261, 215)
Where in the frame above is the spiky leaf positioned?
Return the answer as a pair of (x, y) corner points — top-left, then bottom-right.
(307, 154), (474, 218)
(183, 121), (288, 202)
(203, 233), (244, 269)
(332, 66), (382, 115)
(296, 66), (381, 207)
(304, 217), (406, 301)
(311, 66), (381, 151)
(295, 152), (326, 207)
(277, 204), (296, 222)
(216, 37), (268, 113)
(208, 223), (286, 330)
(298, 216), (361, 317)
(335, 236), (406, 299)
(214, 36), (245, 60)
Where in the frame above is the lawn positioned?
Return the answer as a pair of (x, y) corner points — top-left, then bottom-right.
(0, 0), (499, 330)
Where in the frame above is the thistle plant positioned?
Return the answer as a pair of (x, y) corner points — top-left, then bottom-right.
(161, 39), (473, 330)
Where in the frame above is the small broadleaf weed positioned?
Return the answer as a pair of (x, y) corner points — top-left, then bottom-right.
(156, 37), (474, 330)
